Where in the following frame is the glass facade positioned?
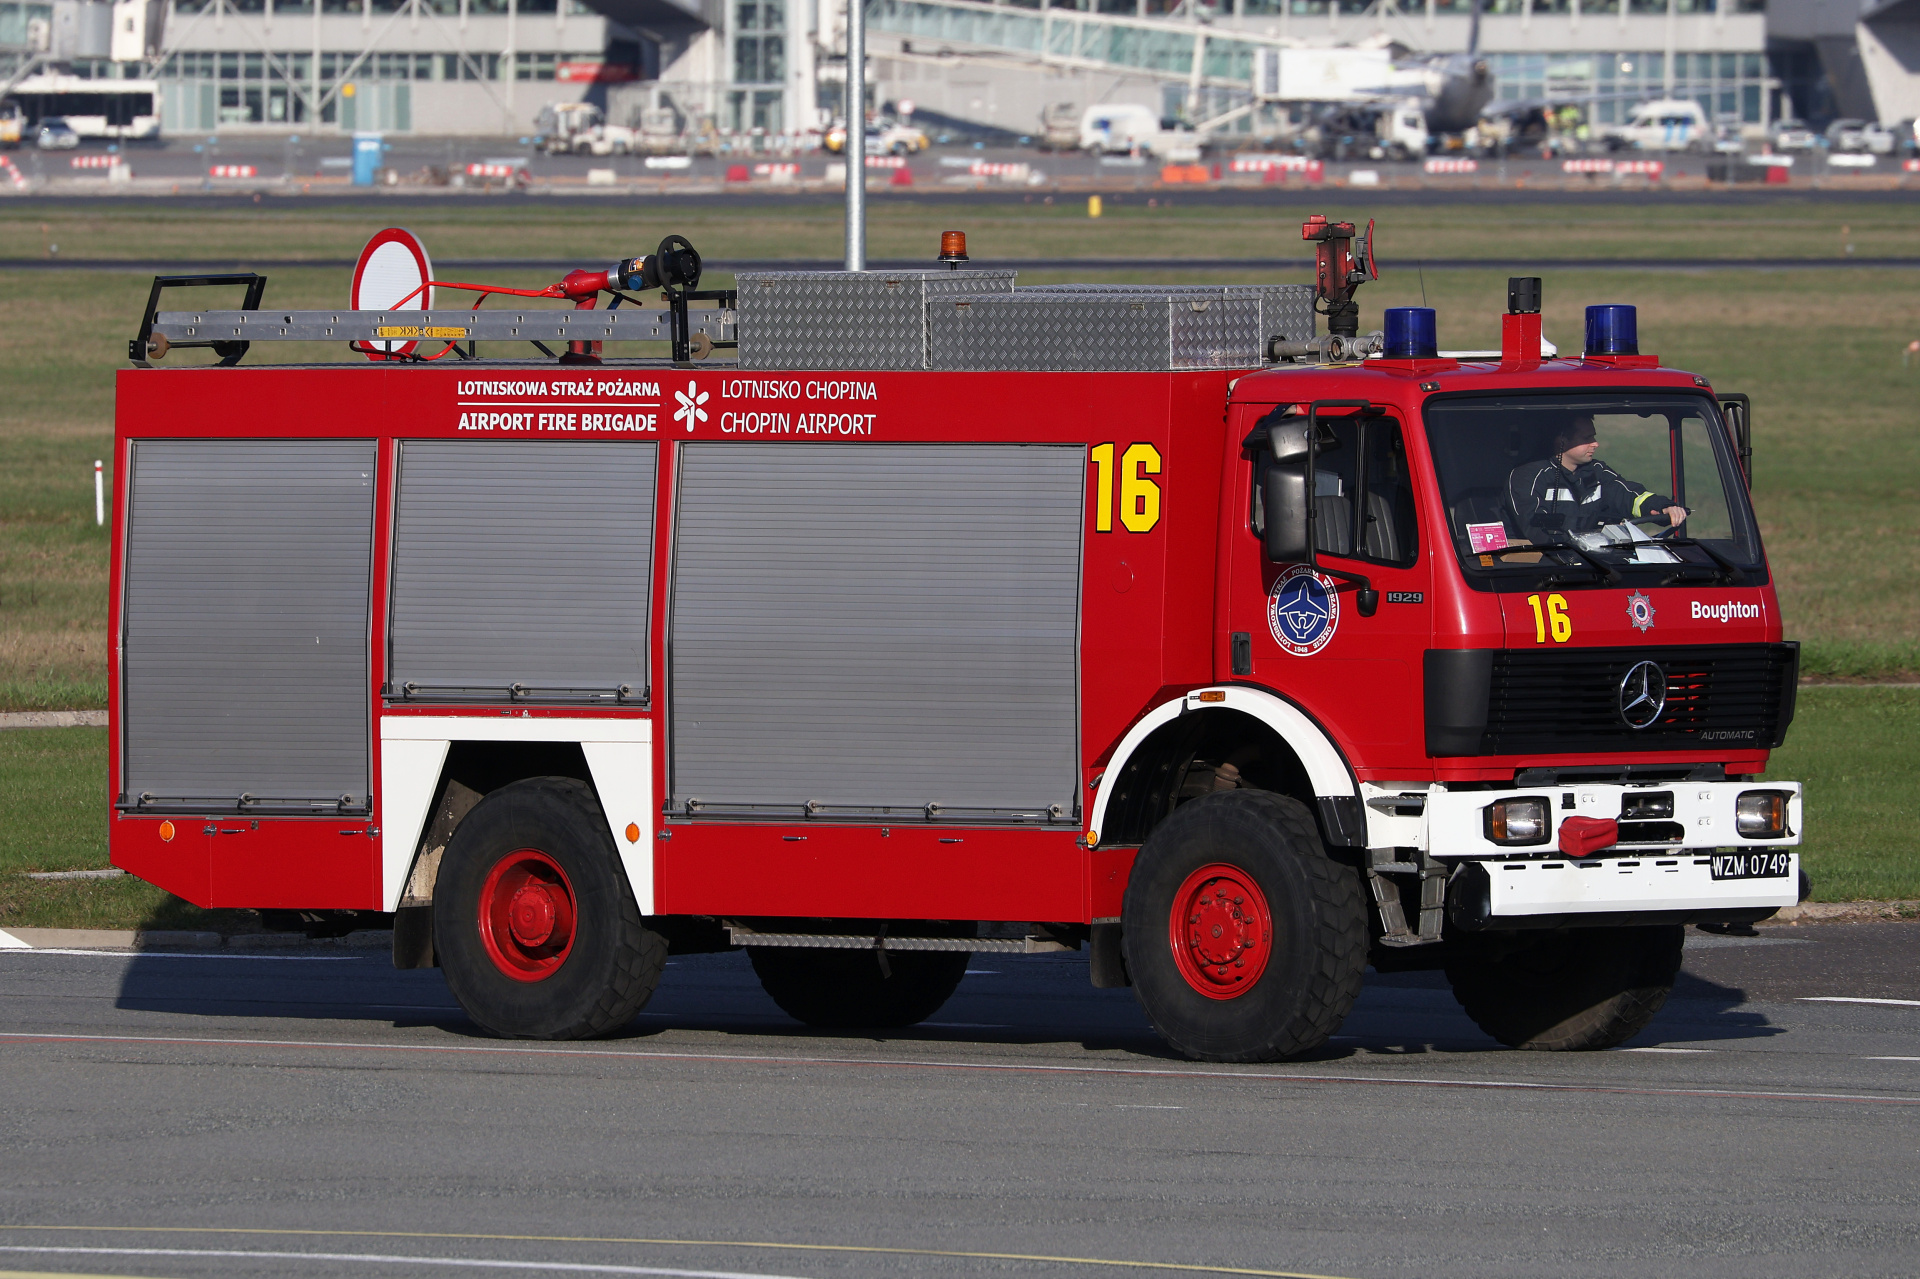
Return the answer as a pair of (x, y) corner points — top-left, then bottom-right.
(733, 0), (787, 85)
(1489, 49), (1770, 123)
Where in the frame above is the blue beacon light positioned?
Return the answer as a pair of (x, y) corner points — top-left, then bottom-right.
(1585, 304), (1639, 355)
(1383, 307), (1438, 359)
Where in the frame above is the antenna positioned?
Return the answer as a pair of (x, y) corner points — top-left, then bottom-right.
(1466, 0), (1482, 57)
(1419, 265), (1428, 308)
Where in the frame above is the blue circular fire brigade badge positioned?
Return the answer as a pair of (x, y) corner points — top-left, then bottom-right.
(1267, 564), (1340, 656)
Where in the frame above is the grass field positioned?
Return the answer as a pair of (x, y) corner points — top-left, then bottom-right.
(0, 196), (1915, 922)
(4, 194), (1918, 264)
(2, 688), (1910, 930)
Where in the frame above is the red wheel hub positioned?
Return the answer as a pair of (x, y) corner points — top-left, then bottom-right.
(1168, 862), (1273, 1000)
(478, 849), (577, 982)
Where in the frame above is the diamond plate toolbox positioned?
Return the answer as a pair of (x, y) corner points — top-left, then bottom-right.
(1023, 283), (1316, 353)
(926, 290), (1271, 371)
(736, 269), (1016, 369)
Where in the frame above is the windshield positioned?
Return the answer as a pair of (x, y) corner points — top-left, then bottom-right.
(1425, 392), (1763, 589)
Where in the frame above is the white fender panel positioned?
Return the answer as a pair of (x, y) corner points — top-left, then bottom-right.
(378, 738), (450, 910)
(377, 716), (654, 912)
(1088, 687), (1354, 844)
(581, 740), (655, 915)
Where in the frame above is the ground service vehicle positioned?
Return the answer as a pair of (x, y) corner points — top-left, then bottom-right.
(108, 219), (1803, 1061)
(1609, 99), (1710, 151)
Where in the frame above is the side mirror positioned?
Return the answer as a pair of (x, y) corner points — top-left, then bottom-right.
(1720, 393), (1752, 489)
(1267, 420), (1311, 464)
(1262, 461), (1310, 563)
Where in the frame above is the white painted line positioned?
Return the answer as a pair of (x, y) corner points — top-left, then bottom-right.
(0, 1245), (809, 1279)
(1617, 1047), (1713, 1054)
(0, 930), (29, 951)
(1800, 997), (1920, 1008)
(1115, 1105), (1183, 1110)
(0, 949), (365, 961)
(1864, 1056), (1920, 1062)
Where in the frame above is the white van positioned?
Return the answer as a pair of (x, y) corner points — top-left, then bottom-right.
(1080, 103), (1161, 154)
(1079, 104), (1201, 161)
(1612, 99), (1710, 152)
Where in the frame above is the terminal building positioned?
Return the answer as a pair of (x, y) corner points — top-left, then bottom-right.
(0, 0), (1915, 138)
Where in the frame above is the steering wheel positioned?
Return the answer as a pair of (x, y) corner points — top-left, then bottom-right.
(1626, 511), (1686, 539)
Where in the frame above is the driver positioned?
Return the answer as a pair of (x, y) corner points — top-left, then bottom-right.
(1506, 417), (1686, 545)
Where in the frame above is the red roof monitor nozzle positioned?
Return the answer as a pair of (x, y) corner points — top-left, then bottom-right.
(1300, 215), (1377, 340)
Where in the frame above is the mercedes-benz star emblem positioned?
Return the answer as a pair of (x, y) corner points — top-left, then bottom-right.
(1618, 660), (1668, 729)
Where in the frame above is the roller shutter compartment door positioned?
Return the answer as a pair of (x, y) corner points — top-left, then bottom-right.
(121, 439), (375, 813)
(388, 440), (657, 704)
(671, 442), (1084, 821)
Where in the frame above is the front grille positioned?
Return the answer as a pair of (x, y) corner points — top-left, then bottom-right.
(1479, 643), (1797, 756)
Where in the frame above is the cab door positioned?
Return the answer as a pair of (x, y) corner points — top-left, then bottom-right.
(1227, 406), (1433, 773)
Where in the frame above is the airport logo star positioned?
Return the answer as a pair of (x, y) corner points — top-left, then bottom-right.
(674, 380), (708, 431)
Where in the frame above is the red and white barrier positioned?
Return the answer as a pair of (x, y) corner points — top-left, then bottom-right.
(1904, 159), (1920, 172)
(71, 154), (117, 169)
(208, 164), (258, 178)
(1560, 158), (1663, 178)
(0, 156), (25, 188)
(1230, 154), (1311, 173)
(865, 154), (906, 169)
(1424, 158), (1478, 174)
(466, 162), (520, 178)
(752, 162), (800, 180)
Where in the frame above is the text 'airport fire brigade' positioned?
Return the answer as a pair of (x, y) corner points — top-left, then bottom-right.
(106, 219), (1803, 1060)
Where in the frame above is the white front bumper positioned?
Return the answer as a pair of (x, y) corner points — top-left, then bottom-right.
(1482, 852), (1800, 916)
(1362, 779), (1804, 917)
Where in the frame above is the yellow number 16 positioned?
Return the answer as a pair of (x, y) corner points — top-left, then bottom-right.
(1527, 592), (1573, 644)
(1090, 442), (1162, 534)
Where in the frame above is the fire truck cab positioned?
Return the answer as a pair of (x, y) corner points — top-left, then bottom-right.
(107, 222), (1803, 1061)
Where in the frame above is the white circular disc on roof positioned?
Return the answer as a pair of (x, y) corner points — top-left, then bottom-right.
(352, 227), (433, 357)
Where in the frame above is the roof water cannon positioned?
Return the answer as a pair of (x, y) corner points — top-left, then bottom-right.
(1301, 214), (1378, 341)
(555, 235), (705, 302)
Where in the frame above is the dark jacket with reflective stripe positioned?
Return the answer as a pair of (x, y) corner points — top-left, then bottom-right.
(1506, 458), (1676, 545)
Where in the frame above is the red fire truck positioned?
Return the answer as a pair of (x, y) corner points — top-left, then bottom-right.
(107, 220), (1802, 1061)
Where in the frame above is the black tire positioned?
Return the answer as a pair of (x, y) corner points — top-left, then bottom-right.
(1445, 924), (1684, 1051)
(750, 945), (971, 1029)
(433, 776), (666, 1039)
(1122, 790), (1368, 1062)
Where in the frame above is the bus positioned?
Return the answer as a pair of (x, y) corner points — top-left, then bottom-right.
(6, 73), (159, 141)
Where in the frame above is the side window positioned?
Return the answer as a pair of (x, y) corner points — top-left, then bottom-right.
(1357, 419), (1418, 567)
(1312, 418), (1361, 558)
(1249, 413), (1418, 568)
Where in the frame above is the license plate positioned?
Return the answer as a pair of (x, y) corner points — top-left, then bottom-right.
(1710, 851), (1793, 880)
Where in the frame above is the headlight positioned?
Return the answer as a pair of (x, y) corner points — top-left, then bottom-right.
(1484, 797), (1551, 846)
(1736, 790), (1790, 838)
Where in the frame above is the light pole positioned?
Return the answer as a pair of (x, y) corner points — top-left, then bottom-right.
(844, 0), (866, 270)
